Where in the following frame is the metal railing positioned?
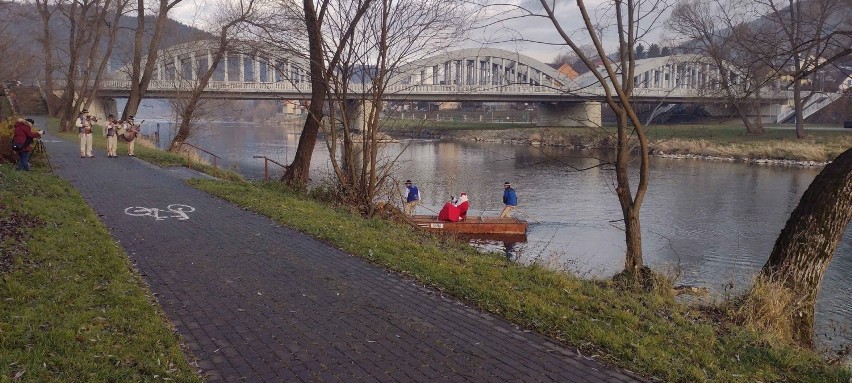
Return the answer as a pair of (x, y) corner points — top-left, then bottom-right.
(178, 142), (221, 177)
(57, 78), (792, 102)
(252, 155), (288, 181)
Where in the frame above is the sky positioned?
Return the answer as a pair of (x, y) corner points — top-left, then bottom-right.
(167, 0), (670, 64)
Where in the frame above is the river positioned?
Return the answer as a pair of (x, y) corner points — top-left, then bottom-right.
(143, 119), (851, 351)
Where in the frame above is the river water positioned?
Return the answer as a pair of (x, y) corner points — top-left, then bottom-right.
(144, 120), (851, 350)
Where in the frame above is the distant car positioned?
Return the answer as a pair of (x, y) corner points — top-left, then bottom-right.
(844, 121), (852, 129)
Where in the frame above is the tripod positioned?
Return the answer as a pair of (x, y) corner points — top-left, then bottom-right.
(32, 139), (54, 172)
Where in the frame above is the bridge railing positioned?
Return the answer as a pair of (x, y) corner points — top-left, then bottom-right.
(57, 79), (792, 100)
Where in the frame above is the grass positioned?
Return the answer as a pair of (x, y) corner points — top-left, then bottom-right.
(189, 179), (851, 383)
(644, 124), (852, 162)
(0, 164), (200, 382)
(384, 120), (852, 162)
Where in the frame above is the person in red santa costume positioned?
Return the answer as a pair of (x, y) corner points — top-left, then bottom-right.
(454, 192), (469, 221)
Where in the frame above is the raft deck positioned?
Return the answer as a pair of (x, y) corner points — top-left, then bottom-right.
(409, 215), (528, 236)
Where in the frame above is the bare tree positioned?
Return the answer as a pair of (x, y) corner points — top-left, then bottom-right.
(120, 0), (187, 121)
(51, 0), (128, 130)
(551, 44), (597, 74)
(536, 0), (670, 282)
(667, 0), (771, 135)
(753, 0), (851, 138)
(0, 16), (37, 86)
(275, 0), (374, 190)
(167, 0), (269, 150)
(32, 0), (59, 115)
(322, 0), (469, 213)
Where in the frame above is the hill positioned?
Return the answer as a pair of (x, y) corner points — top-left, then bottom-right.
(0, 2), (212, 84)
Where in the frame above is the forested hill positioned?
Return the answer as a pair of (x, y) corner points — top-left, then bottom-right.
(0, 2), (212, 83)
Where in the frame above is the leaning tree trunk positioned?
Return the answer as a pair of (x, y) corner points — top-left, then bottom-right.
(760, 147), (852, 346)
(281, 0), (326, 190)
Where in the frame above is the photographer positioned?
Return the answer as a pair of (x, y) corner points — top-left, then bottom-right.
(76, 109), (95, 158)
(12, 117), (44, 171)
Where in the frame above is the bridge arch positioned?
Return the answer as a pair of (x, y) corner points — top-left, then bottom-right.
(391, 48), (576, 89)
(573, 54), (745, 91)
(113, 39), (311, 85)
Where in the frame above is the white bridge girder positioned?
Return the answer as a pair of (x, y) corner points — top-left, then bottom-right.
(82, 43), (798, 124)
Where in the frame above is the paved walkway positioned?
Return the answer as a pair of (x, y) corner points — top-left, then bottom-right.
(43, 130), (647, 382)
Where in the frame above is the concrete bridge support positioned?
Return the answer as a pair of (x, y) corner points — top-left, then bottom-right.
(538, 101), (601, 128)
(703, 102), (786, 123)
(347, 99), (377, 133)
(87, 97), (118, 121)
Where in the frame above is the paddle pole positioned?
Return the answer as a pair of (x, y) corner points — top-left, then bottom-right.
(512, 207), (542, 223)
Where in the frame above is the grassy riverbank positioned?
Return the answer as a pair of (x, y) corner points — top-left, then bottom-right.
(190, 179), (850, 383)
(53, 125), (243, 182)
(384, 120), (852, 162)
(0, 165), (199, 382)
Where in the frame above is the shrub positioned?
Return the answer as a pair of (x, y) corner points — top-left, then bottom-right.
(0, 116), (17, 163)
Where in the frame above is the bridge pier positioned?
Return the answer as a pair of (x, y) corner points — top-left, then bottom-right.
(86, 97), (117, 121)
(537, 101), (601, 128)
(347, 99), (377, 133)
(703, 102), (787, 123)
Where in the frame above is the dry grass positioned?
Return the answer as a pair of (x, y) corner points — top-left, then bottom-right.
(651, 138), (837, 162)
(172, 144), (211, 166)
(134, 136), (158, 149)
(733, 277), (797, 344)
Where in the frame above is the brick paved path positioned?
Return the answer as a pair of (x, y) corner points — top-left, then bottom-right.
(44, 132), (648, 383)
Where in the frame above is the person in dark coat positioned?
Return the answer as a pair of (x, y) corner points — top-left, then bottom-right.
(403, 180), (420, 215)
(500, 182), (517, 218)
(12, 118), (43, 171)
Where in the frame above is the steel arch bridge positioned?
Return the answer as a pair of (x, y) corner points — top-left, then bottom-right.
(93, 40), (789, 103)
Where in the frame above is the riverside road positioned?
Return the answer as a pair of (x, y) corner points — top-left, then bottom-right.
(43, 131), (646, 382)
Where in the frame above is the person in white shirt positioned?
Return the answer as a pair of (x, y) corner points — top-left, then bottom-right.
(105, 115), (119, 157)
(124, 116), (140, 156)
(75, 109), (94, 158)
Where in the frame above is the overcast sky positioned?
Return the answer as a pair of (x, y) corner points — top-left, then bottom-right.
(168, 0), (671, 64)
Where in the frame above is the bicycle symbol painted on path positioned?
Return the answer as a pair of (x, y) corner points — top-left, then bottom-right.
(124, 204), (196, 221)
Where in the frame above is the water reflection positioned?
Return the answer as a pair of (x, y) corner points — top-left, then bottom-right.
(142, 120), (851, 350)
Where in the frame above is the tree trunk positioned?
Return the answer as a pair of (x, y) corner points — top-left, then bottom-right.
(792, 79), (806, 139)
(124, 0), (146, 121)
(121, 0), (182, 119)
(760, 147), (852, 346)
(36, 0), (56, 116)
(281, 0), (327, 190)
(614, 109), (645, 274)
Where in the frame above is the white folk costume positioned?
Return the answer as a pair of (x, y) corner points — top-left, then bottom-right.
(76, 110), (93, 157)
(105, 116), (118, 157)
(124, 117), (139, 156)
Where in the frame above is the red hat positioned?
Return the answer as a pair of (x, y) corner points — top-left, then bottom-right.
(460, 192), (466, 196)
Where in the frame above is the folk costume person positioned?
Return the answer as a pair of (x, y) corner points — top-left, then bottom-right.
(500, 182), (517, 218)
(403, 180), (420, 215)
(455, 192), (470, 220)
(76, 109), (94, 158)
(12, 118), (43, 171)
(105, 114), (119, 157)
(124, 116), (140, 156)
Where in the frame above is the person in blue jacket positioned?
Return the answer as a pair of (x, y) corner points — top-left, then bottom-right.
(500, 181), (517, 217)
(404, 180), (420, 215)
